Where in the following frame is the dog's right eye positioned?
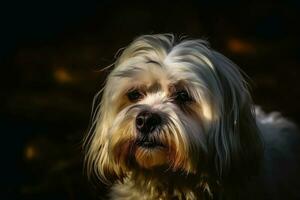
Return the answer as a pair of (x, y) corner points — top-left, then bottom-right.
(175, 90), (192, 104)
(127, 90), (143, 101)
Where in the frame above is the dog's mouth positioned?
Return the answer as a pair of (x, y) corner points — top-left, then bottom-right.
(133, 137), (168, 169)
(136, 138), (165, 149)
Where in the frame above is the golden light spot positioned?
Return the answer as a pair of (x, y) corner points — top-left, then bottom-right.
(53, 68), (72, 83)
(25, 145), (37, 160)
(202, 103), (212, 121)
(227, 38), (255, 54)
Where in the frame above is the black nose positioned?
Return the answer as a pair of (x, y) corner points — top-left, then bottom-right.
(136, 111), (162, 134)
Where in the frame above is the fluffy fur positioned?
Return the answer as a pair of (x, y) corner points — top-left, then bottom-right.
(84, 34), (300, 200)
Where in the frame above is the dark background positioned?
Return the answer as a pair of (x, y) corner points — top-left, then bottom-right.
(1, 0), (300, 199)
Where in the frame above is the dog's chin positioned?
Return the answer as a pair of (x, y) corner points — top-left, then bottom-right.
(112, 134), (194, 172)
(132, 139), (192, 172)
(135, 146), (168, 169)
(134, 140), (168, 169)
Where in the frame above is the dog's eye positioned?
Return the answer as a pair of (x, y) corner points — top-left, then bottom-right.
(127, 90), (143, 101)
(175, 90), (192, 103)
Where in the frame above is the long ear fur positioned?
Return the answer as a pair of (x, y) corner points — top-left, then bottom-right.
(83, 80), (123, 185)
(207, 51), (263, 182)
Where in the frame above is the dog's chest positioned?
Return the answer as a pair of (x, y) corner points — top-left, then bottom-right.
(109, 178), (209, 200)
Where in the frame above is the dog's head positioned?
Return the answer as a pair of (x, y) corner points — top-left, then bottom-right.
(84, 34), (262, 184)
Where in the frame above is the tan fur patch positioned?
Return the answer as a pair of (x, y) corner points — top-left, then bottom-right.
(135, 147), (168, 168)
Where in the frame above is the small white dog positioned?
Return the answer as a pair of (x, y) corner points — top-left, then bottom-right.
(84, 34), (300, 200)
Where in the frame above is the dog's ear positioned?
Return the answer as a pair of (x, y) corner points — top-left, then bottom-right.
(83, 88), (123, 185)
(207, 51), (263, 182)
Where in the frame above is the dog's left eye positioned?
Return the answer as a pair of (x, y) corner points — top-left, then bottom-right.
(127, 90), (143, 101)
(175, 90), (192, 103)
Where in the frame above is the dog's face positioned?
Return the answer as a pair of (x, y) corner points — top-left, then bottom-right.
(85, 34), (262, 184)
(105, 60), (211, 172)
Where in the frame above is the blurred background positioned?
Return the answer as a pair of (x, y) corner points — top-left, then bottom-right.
(1, 0), (300, 199)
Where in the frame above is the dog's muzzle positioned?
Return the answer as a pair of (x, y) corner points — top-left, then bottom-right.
(136, 111), (162, 134)
(135, 111), (164, 148)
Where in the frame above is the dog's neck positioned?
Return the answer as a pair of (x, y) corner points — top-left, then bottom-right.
(110, 168), (221, 200)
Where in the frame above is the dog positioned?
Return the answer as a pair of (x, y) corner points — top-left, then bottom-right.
(84, 34), (300, 199)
